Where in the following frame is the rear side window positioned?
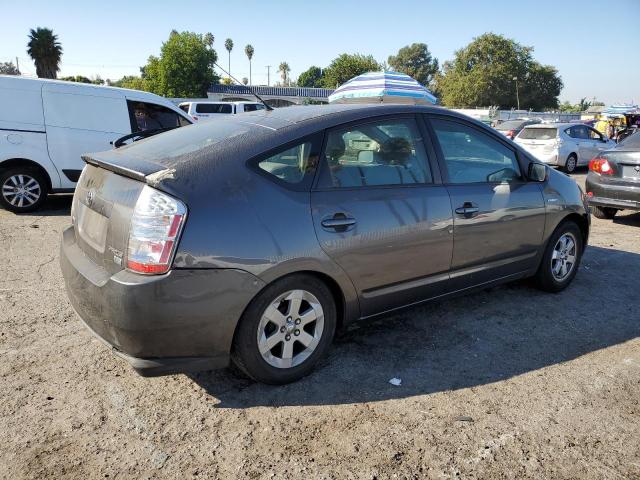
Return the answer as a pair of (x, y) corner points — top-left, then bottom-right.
(254, 133), (322, 190)
(128, 101), (190, 132)
(195, 103), (233, 114)
(317, 117), (432, 188)
(243, 104), (265, 112)
(518, 127), (558, 140)
(431, 118), (521, 184)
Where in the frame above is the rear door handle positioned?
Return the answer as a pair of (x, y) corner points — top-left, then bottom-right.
(321, 213), (356, 231)
(455, 202), (479, 217)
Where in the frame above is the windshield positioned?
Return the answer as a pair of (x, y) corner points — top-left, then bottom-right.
(497, 120), (527, 131)
(518, 128), (558, 140)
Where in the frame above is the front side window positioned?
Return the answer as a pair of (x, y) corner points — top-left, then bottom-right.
(431, 118), (522, 184)
(128, 101), (190, 132)
(318, 117), (432, 188)
(243, 104), (265, 112)
(588, 127), (603, 141)
(257, 139), (318, 186)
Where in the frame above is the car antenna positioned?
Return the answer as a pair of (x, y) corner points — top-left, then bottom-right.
(213, 62), (273, 111)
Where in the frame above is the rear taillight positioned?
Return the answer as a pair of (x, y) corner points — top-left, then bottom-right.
(127, 185), (187, 275)
(589, 157), (614, 175)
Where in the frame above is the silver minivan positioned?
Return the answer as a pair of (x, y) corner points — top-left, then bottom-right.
(515, 123), (614, 173)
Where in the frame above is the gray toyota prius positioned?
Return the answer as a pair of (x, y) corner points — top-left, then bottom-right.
(60, 104), (590, 384)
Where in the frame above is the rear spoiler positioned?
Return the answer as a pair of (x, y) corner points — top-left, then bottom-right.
(81, 153), (165, 184)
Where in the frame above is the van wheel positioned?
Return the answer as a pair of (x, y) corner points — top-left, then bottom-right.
(591, 206), (617, 220)
(0, 168), (48, 213)
(232, 274), (336, 384)
(563, 154), (577, 174)
(535, 221), (583, 293)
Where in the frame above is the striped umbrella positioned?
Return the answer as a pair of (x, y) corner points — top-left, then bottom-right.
(328, 71), (438, 105)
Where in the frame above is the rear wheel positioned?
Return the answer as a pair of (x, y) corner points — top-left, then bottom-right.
(0, 167), (48, 213)
(591, 206), (617, 220)
(232, 274), (337, 384)
(563, 154), (577, 174)
(535, 221), (583, 293)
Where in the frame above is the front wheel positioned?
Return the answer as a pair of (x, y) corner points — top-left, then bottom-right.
(535, 221), (583, 293)
(0, 168), (48, 213)
(232, 274), (337, 384)
(591, 206), (617, 220)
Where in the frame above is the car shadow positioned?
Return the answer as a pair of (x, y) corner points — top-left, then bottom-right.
(613, 211), (640, 227)
(188, 245), (640, 408)
(23, 194), (73, 217)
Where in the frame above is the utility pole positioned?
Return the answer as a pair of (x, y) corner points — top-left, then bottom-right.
(513, 76), (520, 110)
(266, 65), (271, 86)
(16, 57), (20, 74)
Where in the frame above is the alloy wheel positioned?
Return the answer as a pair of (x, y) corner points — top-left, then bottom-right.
(257, 289), (324, 369)
(551, 232), (577, 281)
(2, 174), (42, 208)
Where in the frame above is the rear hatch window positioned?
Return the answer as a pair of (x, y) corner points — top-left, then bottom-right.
(518, 128), (558, 140)
(496, 120), (526, 131)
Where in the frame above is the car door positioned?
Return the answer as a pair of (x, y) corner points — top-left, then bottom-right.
(587, 126), (610, 159)
(426, 115), (546, 291)
(311, 115), (453, 317)
(571, 125), (597, 164)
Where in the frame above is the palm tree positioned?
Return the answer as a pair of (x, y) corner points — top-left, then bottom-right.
(224, 38), (233, 76)
(244, 44), (254, 86)
(204, 32), (214, 48)
(27, 27), (63, 79)
(279, 62), (290, 86)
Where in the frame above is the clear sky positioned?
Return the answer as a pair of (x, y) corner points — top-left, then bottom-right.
(2, 0), (638, 105)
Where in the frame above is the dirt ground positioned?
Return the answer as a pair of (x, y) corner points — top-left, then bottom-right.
(1, 171), (639, 479)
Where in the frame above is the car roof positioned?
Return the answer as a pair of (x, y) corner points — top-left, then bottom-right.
(524, 123), (574, 129)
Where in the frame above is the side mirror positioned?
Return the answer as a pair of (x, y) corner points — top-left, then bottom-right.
(528, 162), (547, 182)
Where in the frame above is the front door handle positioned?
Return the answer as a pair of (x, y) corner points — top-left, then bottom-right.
(455, 202), (479, 217)
(321, 213), (356, 232)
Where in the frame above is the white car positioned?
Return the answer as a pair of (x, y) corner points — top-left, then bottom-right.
(0, 76), (191, 212)
(515, 123), (615, 173)
(178, 101), (266, 122)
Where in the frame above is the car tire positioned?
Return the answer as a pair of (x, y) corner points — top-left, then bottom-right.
(563, 154), (577, 174)
(0, 167), (49, 213)
(534, 221), (583, 293)
(231, 274), (337, 384)
(591, 206), (617, 220)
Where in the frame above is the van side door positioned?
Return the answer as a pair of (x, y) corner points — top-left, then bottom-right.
(42, 84), (130, 188)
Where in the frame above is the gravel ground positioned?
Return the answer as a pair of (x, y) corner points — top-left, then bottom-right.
(1, 171), (639, 479)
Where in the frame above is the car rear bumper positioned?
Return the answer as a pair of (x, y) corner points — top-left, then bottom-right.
(585, 173), (640, 211)
(60, 226), (265, 376)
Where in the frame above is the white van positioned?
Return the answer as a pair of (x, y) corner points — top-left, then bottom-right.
(178, 101), (266, 122)
(0, 76), (191, 212)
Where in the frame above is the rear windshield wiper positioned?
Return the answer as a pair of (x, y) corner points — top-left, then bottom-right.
(112, 126), (178, 149)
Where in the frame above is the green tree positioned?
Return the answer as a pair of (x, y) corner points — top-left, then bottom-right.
(436, 33), (562, 110)
(204, 33), (214, 48)
(224, 38), (234, 75)
(297, 66), (324, 88)
(138, 31), (219, 97)
(111, 75), (146, 90)
(558, 97), (592, 113)
(0, 61), (20, 75)
(60, 75), (104, 85)
(387, 43), (438, 86)
(245, 44), (254, 85)
(278, 61), (290, 86)
(27, 27), (63, 79)
(322, 53), (380, 89)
